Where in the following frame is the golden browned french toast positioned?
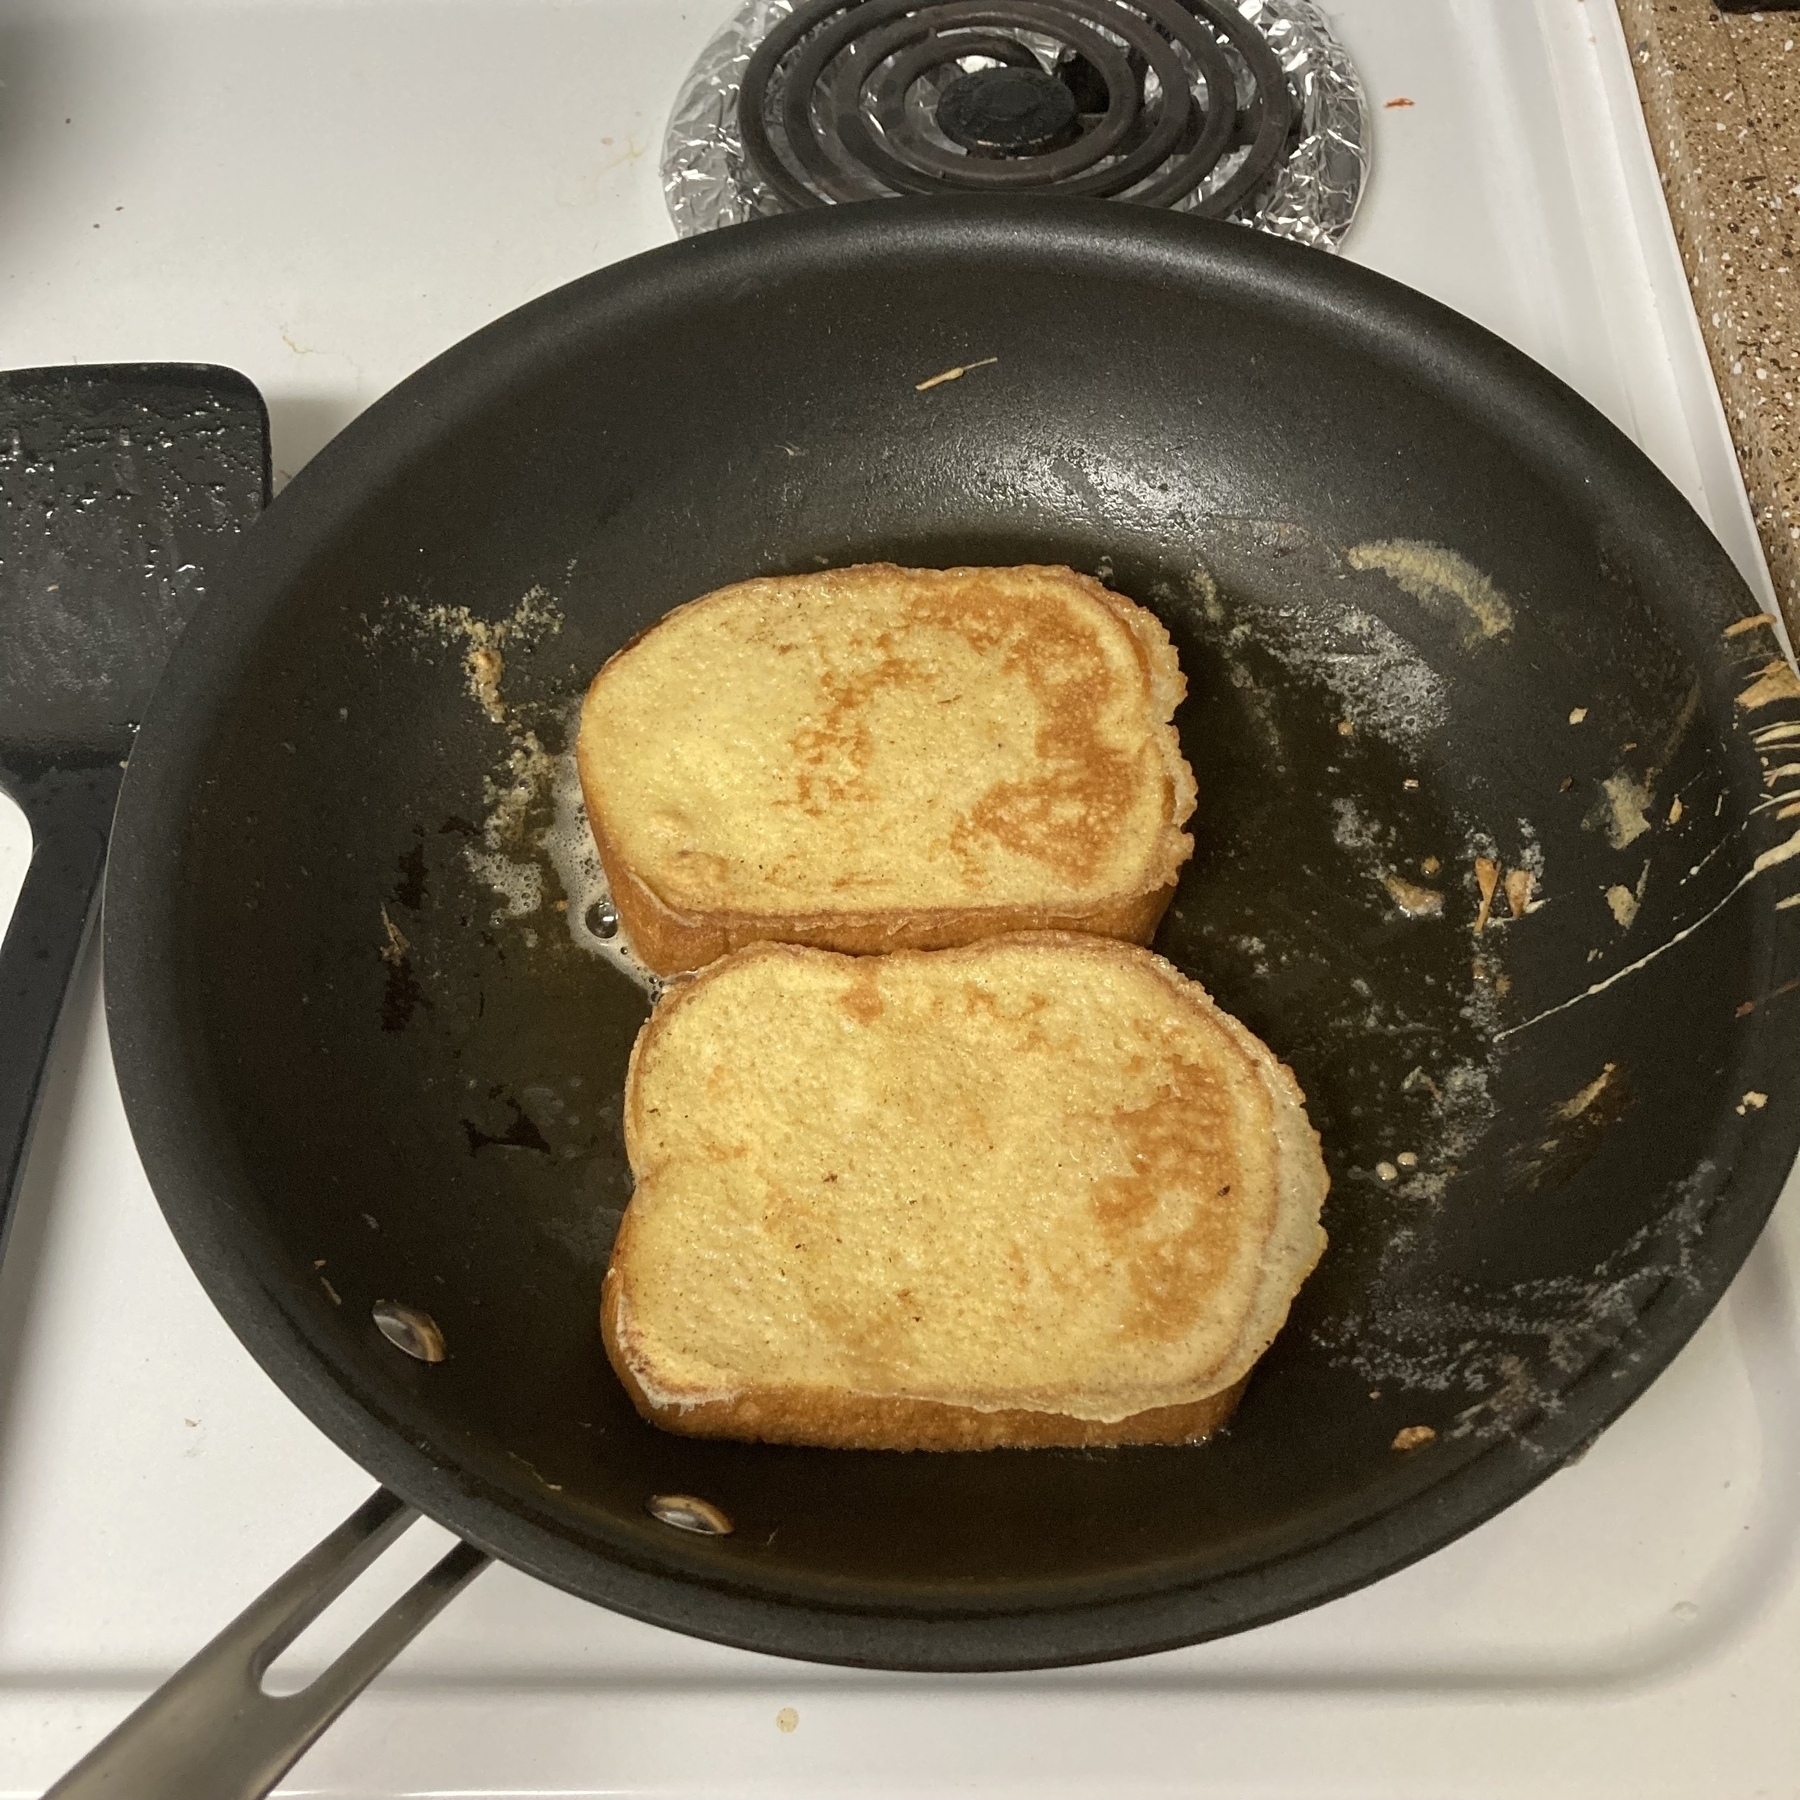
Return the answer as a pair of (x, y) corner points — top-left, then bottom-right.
(602, 935), (1329, 1451)
(577, 564), (1196, 975)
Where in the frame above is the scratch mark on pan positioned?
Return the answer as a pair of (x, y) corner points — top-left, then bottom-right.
(1497, 830), (1800, 1040)
(1654, 683), (1703, 771)
(1684, 810), (1761, 883)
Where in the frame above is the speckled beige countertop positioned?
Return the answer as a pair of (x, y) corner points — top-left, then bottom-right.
(1618, 0), (1800, 630)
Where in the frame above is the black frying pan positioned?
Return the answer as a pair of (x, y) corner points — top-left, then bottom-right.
(85, 195), (1800, 1757)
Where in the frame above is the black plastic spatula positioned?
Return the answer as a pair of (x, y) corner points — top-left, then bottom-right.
(0, 364), (269, 1261)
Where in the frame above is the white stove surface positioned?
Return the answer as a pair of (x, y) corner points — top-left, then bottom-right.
(2, 2), (1798, 1795)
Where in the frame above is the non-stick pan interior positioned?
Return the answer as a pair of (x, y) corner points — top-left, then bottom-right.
(105, 198), (1800, 1668)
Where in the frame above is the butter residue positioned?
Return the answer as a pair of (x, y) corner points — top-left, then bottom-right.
(364, 583), (567, 925)
(1345, 539), (1514, 642)
(543, 729), (660, 995)
(466, 847), (543, 919)
(468, 645), (506, 724)
(365, 585), (562, 727)
(1592, 768), (1654, 849)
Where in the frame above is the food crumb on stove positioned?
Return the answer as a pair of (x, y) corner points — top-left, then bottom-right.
(313, 1258), (327, 1269)
(1392, 1425), (1436, 1451)
(1556, 1062), (1619, 1123)
(1384, 874), (1443, 918)
(776, 1708), (799, 1733)
(1420, 854), (1441, 875)
(1336, 718), (1355, 737)
(1375, 1160), (1399, 1183)
(1384, 96), (1416, 108)
(1738, 1091), (1769, 1114)
(1738, 658), (1800, 711)
(184, 1419), (198, 1428)
(1472, 855), (1501, 932)
(1403, 776), (1419, 790)
(914, 356), (998, 392)
(1669, 795), (1685, 824)
(320, 1277), (342, 1306)
(1396, 1150), (1419, 1169)
(1369, 1390), (1382, 1400)
(1569, 707), (1588, 724)
(1593, 768), (1655, 849)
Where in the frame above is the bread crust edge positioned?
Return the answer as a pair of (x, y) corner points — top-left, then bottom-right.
(575, 564), (1195, 977)
(603, 1272), (1245, 1449)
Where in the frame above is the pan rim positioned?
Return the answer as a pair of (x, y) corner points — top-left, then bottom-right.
(103, 193), (1800, 1671)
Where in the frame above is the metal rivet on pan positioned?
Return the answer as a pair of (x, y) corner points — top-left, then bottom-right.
(372, 1301), (447, 1363)
(647, 1493), (734, 1536)
(584, 898), (619, 940)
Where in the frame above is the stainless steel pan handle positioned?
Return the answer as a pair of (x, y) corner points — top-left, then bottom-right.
(45, 1488), (488, 1800)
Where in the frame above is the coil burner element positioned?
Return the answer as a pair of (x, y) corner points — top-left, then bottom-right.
(737, 0), (1296, 216)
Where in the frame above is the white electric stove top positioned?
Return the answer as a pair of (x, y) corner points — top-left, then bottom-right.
(2, 2), (1798, 1795)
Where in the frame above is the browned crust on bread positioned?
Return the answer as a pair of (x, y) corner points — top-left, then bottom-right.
(591, 832), (1178, 976)
(576, 564), (1195, 976)
(602, 1274), (1245, 1450)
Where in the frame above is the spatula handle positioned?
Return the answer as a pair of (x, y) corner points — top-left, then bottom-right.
(0, 768), (123, 1261)
(44, 1488), (488, 1800)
